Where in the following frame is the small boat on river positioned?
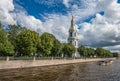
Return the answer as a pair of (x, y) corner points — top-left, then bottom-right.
(98, 59), (114, 66)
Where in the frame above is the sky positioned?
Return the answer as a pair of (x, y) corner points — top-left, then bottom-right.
(0, 0), (120, 52)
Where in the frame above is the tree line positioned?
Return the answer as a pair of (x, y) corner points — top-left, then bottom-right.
(0, 23), (112, 58)
(78, 46), (112, 58)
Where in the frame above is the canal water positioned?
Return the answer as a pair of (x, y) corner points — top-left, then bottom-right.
(0, 59), (120, 81)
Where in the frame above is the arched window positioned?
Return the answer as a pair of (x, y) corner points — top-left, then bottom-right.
(75, 41), (77, 46)
(70, 32), (72, 37)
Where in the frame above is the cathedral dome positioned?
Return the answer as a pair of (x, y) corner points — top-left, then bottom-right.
(70, 25), (76, 30)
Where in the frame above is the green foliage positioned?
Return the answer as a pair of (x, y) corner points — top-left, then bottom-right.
(95, 48), (112, 57)
(16, 29), (41, 55)
(86, 48), (95, 57)
(8, 25), (26, 51)
(40, 32), (55, 56)
(62, 43), (76, 57)
(51, 39), (62, 56)
(78, 45), (88, 57)
(112, 52), (118, 57)
(0, 42), (14, 56)
(0, 23), (14, 56)
(78, 45), (112, 58)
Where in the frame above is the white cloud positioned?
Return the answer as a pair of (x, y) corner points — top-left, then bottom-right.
(0, 0), (15, 24)
(42, 14), (71, 42)
(104, 45), (120, 52)
(63, 0), (70, 8)
(0, 0), (45, 34)
(98, 0), (120, 20)
(78, 0), (120, 51)
(12, 12), (43, 32)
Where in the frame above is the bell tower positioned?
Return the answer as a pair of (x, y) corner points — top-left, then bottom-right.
(68, 15), (79, 57)
(68, 15), (78, 48)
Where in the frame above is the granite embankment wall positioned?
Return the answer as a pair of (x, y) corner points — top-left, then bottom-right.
(0, 58), (116, 69)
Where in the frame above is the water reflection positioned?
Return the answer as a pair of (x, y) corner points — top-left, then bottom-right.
(55, 59), (120, 81)
(0, 59), (120, 81)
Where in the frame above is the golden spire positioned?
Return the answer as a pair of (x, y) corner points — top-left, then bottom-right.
(70, 15), (75, 30)
(71, 15), (74, 25)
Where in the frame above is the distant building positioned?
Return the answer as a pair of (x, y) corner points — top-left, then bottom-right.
(68, 15), (80, 57)
(112, 52), (120, 58)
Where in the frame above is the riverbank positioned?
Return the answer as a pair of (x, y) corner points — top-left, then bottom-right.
(0, 58), (116, 69)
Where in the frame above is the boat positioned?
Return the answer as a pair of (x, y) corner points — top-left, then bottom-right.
(98, 59), (114, 66)
(108, 59), (114, 63)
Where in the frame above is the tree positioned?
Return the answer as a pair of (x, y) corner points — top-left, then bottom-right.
(62, 43), (76, 57)
(16, 29), (41, 56)
(78, 45), (87, 57)
(8, 25), (26, 52)
(86, 48), (95, 57)
(0, 23), (14, 56)
(40, 32), (55, 56)
(95, 48), (103, 57)
(51, 39), (62, 57)
(95, 48), (112, 57)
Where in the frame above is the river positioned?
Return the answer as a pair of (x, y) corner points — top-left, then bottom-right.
(0, 59), (120, 81)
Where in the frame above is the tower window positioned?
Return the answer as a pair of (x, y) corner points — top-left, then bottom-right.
(70, 41), (72, 43)
(70, 32), (72, 37)
(75, 41), (77, 46)
(75, 41), (76, 46)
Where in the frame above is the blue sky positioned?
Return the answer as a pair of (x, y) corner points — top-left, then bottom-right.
(13, 0), (120, 22)
(13, 0), (105, 22)
(0, 0), (120, 52)
(14, 0), (68, 20)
